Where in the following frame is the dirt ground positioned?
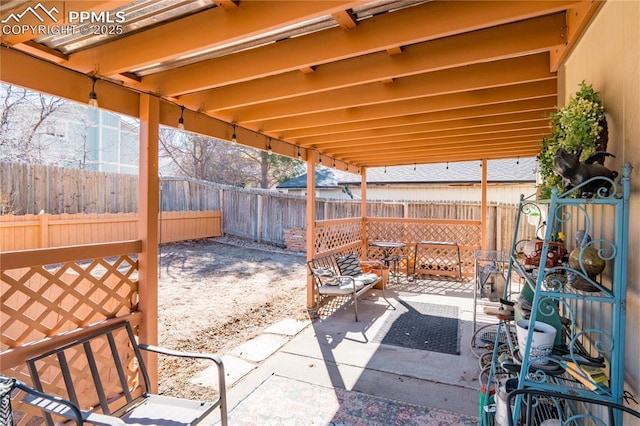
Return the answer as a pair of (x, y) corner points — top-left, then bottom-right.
(156, 236), (310, 398)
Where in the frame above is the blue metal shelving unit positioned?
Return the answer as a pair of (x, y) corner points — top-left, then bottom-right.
(481, 163), (633, 425)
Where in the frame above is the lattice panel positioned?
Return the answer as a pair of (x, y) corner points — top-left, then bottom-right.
(413, 245), (461, 277)
(365, 219), (481, 278)
(1, 255), (138, 351)
(314, 219), (363, 257)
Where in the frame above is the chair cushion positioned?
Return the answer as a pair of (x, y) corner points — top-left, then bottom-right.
(318, 279), (365, 295)
(312, 267), (339, 285)
(336, 253), (364, 276)
(353, 273), (379, 285)
(318, 273), (379, 295)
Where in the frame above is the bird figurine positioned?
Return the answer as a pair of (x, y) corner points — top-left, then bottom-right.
(553, 147), (618, 197)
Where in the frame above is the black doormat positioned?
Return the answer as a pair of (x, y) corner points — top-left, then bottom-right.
(373, 300), (460, 355)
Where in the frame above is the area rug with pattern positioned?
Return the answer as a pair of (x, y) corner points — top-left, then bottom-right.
(226, 374), (478, 425)
(372, 300), (460, 355)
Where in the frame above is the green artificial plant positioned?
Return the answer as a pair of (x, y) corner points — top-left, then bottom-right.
(537, 81), (606, 199)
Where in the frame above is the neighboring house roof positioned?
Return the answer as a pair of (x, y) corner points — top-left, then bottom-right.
(277, 158), (537, 189)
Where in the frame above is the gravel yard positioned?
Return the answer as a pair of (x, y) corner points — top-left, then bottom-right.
(156, 236), (309, 398)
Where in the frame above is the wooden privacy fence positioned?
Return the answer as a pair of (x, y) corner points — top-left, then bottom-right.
(0, 211), (222, 251)
(2, 162), (531, 252)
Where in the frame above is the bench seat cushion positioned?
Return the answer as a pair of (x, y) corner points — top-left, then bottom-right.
(317, 273), (379, 295)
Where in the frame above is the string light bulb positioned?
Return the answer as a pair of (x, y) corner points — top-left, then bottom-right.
(384, 166), (387, 173)
(88, 77), (98, 107)
(177, 106), (185, 130)
(446, 162), (449, 170)
(332, 159), (336, 167)
(231, 124), (237, 143)
(414, 163), (416, 171)
(297, 146), (301, 158)
(267, 138), (272, 154)
(516, 156), (520, 165)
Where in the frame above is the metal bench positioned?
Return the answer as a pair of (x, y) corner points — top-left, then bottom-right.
(308, 252), (394, 321)
(2, 320), (227, 425)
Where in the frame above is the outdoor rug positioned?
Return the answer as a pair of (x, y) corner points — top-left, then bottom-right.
(372, 300), (460, 355)
(226, 374), (478, 425)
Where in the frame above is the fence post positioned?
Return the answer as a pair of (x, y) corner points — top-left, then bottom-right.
(256, 194), (263, 243)
(39, 213), (49, 248)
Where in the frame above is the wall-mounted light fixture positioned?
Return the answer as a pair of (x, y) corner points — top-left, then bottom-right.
(178, 106), (185, 130)
(88, 77), (98, 107)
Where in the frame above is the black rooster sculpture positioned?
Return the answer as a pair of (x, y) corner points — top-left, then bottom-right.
(554, 147), (618, 197)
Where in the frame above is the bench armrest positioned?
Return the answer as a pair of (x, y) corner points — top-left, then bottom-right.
(138, 344), (226, 397)
(139, 344), (223, 366)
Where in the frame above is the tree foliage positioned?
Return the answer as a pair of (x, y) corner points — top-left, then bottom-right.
(159, 128), (304, 188)
(0, 84), (67, 164)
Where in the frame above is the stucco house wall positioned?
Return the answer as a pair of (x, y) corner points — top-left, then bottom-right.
(563, 0), (639, 403)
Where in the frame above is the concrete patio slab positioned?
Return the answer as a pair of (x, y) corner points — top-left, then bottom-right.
(229, 334), (290, 362)
(263, 318), (310, 336)
(190, 354), (255, 391)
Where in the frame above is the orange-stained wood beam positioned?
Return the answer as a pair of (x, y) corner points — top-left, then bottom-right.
(341, 142), (541, 166)
(0, 47), (317, 169)
(305, 149), (317, 308)
(281, 97), (556, 139)
(356, 146), (541, 167)
(324, 130), (548, 156)
(144, 0), (578, 97)
(481, 158), (488, 249)
(257, 80), (557, 132)
(138, 93), (160, 392)
(0, 45), (140, 118)
(213, 0), (239, 10)
(179, 14), (565, 111)
(332, 9), (357, 29)
(299, 114), (550, 146)
(312, 123), (549, 152)
(13, 40), (69, 63)
(550, 0), (604, 71)
(64, 1), (366, 75)
(224, 53), (555, 123)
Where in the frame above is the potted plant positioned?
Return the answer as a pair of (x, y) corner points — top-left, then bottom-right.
(537, 81), (608, 199)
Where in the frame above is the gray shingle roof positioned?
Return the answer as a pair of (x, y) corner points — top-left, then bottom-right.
(277, 158), (537, 189)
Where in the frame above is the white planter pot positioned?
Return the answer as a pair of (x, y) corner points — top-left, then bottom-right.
(516, 319), (557, 366)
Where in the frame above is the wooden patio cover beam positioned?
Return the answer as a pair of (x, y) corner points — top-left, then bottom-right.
(140, 0), (577, 97)
(224, 53), (555, 124)
(266, 82), (557, 133)
(58, 1), (365, 76)
(179, 13), (566, 112)
(283, 98), (556, 140)
(310, 118), (549, 150)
